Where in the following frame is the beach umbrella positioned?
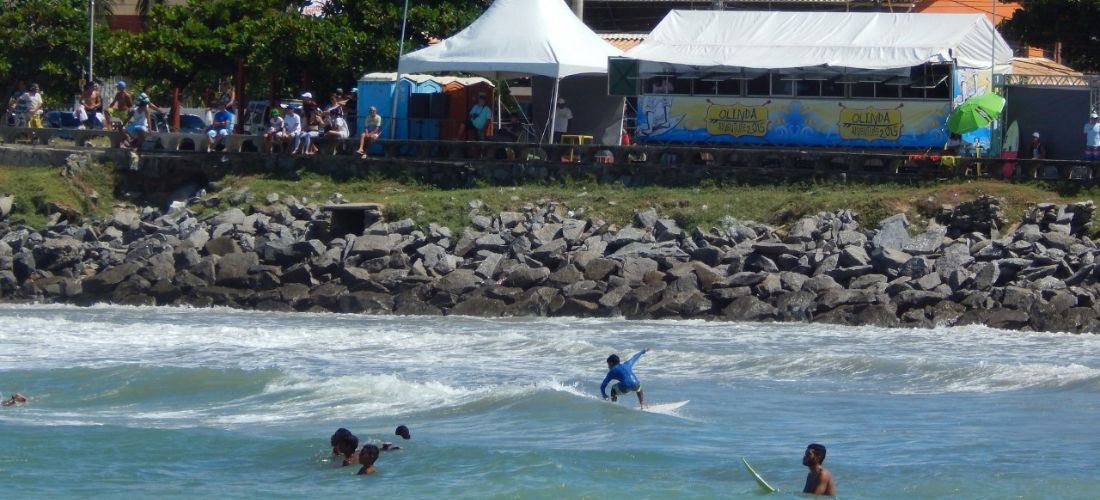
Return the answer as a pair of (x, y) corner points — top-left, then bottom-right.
(947, 92), (1006, 134)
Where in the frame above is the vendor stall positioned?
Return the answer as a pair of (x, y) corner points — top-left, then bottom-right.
(612, 11), (1012, 149)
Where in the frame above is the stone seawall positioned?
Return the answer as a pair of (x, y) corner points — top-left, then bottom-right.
(2, 194), (1099, 334)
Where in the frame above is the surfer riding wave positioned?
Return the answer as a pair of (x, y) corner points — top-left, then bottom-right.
(600, 348), (648, 408)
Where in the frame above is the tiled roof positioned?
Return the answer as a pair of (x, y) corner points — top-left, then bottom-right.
(1010, 57), (1082, 77)
(601, 33), (648, 52)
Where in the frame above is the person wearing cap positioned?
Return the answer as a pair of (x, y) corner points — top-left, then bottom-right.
(80, 81), (103, 129)
(264, 107), (286, 153)
(457, 92), (492, 140)
(1084, 113), (1100, 160)
(16, 84), (43, 128)
(123, 97), (152, 149)
(802, 443), (835, 496)
(105, 81), (133, 130)
(356, 106), (382, 157)
(553, 97), (573, 143)
(1030, 131), (1048, 160)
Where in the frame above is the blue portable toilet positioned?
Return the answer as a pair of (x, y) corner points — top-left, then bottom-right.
(408, 77), (444, 140)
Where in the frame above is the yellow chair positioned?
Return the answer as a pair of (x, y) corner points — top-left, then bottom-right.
(560, 134), (593, 162)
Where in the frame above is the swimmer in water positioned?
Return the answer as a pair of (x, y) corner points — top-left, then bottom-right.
(357, 444), (380, 475)
(802, 443), (836, 496)
(2, 393), (27, 407)
(600, 348), (648, 408)
(330, 428), (360, 466)
(382, 424), (412, 451)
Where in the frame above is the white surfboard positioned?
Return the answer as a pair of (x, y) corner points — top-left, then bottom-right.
(640, 400), (689, 414)
(1004, 120), (1020, 153)
(742, 457), (778, 493)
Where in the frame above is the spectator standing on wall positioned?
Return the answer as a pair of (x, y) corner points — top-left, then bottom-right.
(1030, 132), (1048, 159)
(105, 81), (133, 130)
(1084, 113), (1100, 160)
(17, 84), (44, 128)
(80, 82), (102, 129)
(553, 98), (573, 143)
(457, 93), (492, 140)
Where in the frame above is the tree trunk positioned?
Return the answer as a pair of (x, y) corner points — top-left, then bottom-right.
(235, 58), (246, 134)
(171, 86), (181, 132)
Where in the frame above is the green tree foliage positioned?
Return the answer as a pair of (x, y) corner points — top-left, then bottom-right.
(1000, 0), (1100, 72)
(0, 0), (93, 110)
(101, 4), (220, 96)
(321, 0), (489, 74)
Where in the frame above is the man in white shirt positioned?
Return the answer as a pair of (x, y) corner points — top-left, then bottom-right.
(1084, 112), (1100, 160)
(281, 106), (302, 153)
(553, 98), (573, 143)
(17, 83), (44, 128)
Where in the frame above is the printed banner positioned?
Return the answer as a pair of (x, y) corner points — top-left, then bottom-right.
(636, 96), (950, 148)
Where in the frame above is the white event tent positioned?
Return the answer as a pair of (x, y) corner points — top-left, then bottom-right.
(625, 11), (1012, 71)
(399, 0), (625, 144)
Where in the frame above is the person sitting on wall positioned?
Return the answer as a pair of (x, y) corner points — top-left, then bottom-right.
(264, 107), (285, 153)
(356, 106), (382, 158)
(206, 102), (234, 152)
(493, 113), (525, 142)
(457, 93), (492, 141)
(944, 133), (965, 155)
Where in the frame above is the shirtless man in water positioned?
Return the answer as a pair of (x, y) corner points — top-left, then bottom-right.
(802, 443), (836, 496)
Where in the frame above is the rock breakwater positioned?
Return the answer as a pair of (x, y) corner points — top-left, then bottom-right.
(2, 194), (1099, 333)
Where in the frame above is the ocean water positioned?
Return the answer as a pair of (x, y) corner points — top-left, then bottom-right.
(1, 304), (1098, 499)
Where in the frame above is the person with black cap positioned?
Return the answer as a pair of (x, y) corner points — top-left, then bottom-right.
(600, 348), (648, 408)
(802, 443), (835, 496)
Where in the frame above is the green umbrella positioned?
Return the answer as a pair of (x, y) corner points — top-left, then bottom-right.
(947, 92), (1006, 134)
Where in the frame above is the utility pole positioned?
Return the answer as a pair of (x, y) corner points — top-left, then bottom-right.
(712, 0), (724, 9)
(89, 0), (95, 82)
(572, 0), (584, 21)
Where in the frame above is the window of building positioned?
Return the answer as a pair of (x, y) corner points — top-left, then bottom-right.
(746, 74), (770, 96)
(771, 73), (794, 97)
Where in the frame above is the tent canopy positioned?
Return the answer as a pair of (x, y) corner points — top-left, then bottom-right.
(398, 0), (623, 79)
(624, 11), (1012, 71)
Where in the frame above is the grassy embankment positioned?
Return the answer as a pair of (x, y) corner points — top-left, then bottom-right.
(3, 164), (1100, 234)
(0, 163), (118, 228)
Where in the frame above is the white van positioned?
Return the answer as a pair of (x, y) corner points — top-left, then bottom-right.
(240, 99), (302, 135)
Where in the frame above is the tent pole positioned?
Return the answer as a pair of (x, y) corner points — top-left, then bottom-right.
(548, 78), (560, 144)
(617, 98), (626, 146)
(390, 0), (411, 139)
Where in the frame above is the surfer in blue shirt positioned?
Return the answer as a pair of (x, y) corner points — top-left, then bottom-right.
(600, 348), (648, 408)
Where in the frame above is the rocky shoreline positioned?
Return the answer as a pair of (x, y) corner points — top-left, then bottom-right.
(2, 192), (1099, 334)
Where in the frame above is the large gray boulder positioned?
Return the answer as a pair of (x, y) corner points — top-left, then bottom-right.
(505, 265), (551, 289)
(337, 292), (394, 314)
(903, 227), (947, 255)
(215, 252), (259, 286)
(620, 257), (659, 284)
(722, 296), (777, 322)
(82, 261), (143, 295)
(872, 214), (910, 250)
(350, 234), (403, 258)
